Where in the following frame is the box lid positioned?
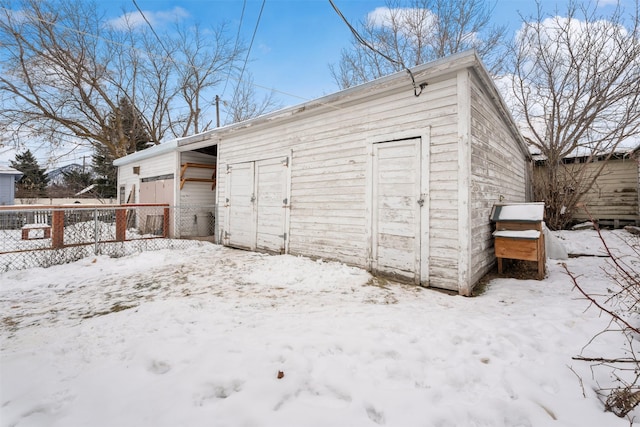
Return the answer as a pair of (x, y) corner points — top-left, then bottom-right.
(490, 202), (545, 222)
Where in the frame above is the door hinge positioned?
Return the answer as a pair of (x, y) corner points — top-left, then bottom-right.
(250, 194), (256, 203)
(283, 198), (288, 205)
(282, 157), (289, 167)
(226, 164), (231, 173)
(417, 198), (424, 207)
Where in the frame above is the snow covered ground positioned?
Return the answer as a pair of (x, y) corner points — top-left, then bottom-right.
(1, 229), (638, 426)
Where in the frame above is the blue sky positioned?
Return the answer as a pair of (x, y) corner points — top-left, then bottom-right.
(113, 0), (621, 106)
(0, 0), (626, 168)
(118, 0), (532, 104)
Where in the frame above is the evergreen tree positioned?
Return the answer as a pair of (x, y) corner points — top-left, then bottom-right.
(62, 169), (94, 195)
(10, 150), (49, 198)
(92, 146), (118, 199)
(93, 98), (152, 198)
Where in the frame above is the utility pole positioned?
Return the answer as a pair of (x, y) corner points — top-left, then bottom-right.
(215, 95), (220, 128)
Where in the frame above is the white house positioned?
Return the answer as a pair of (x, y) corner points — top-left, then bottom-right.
(115, 50), (532, 295)
(0, 166), (23, 205)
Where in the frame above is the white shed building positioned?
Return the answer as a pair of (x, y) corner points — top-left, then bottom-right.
(116, 50), (531, 295)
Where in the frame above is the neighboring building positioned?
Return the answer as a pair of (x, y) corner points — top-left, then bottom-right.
(534, 148), (640, 228)
(115, 50), (531, 295)
(0, 166), (23, 205)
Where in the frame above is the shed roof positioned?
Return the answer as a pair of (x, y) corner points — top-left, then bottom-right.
(113, 139), (179, 167)
(0, 166), (23, 176)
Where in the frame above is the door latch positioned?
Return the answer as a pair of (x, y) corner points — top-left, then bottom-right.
(417, 198), (425, 207)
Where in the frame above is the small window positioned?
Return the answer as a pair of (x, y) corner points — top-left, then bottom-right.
(133, 166), (140, 175)
(119, 186), (126, 204)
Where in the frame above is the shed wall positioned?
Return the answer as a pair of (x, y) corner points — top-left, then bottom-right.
(117, 150), (176, 204)
(569, 159), (639, 223)
(177, 151), (217, 238)
(216, 77), (462, 290)
(469, 72), (528, 286)
(0, 175), (16, 205)
(179, 151), (217, 207)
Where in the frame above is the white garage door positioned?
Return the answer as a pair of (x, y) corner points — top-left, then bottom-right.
(372, 138), (424, 283)
(226, 157), (290, 253)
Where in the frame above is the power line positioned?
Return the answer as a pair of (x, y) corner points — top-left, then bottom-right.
(230, 0), (266, 111)
(131, 0), (177, 69)
(221, 0), (247, 99)
(327, 0), (425, 97)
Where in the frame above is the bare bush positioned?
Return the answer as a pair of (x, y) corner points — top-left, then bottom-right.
(563, 221), (640, 419)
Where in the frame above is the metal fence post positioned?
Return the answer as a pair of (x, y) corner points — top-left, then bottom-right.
(94, 208), (99, 254)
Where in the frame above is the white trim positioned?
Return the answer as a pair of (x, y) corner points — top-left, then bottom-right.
(365, 142), (373, 271)
(283, 149), (293, 254)
(113, 139), (179, 166)
(419, 127), (431, 286)
(457, 69), (472, 295)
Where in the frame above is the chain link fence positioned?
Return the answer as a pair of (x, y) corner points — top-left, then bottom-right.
(0, 204), (217, 272)
(174, 205), (217, 239)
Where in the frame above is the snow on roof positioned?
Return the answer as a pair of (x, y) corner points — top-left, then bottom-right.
(112, 139), (179, 166)
(0, 166), (23, 178)
(0, 165), (23, 175)
(491, 202), (545, 222)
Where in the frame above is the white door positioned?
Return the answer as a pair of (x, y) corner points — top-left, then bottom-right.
(227, 162), (255, 250)
(226, 157), (290, 253)
(372, 138), (423, 283)
(256, 158), (289, 253)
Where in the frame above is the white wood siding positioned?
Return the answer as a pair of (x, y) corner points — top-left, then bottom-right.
(216, 77), (461, 286)
(428, 79), (461, 291)
(469, 72), (528, 286)
(117, 151), (177, 204)
(179, 151), (216, 207)
(457, 70), (472, 295)
(567, 159), (639, 223)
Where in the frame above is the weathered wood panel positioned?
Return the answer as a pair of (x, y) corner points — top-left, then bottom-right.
(255, 157), (288, 253)
(469, 71), (529, 287)
(226, 162), (255, 250)
(372, 138), (422, 282)
(569, 159), (639, 223)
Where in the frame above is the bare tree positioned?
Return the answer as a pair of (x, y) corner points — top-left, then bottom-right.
(0, 0), (244, 159)
(224, 72), (281, 125)
(172, 22), (242, 136)
(508, 1), (640, 230)
(329, 0), (507, 89)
